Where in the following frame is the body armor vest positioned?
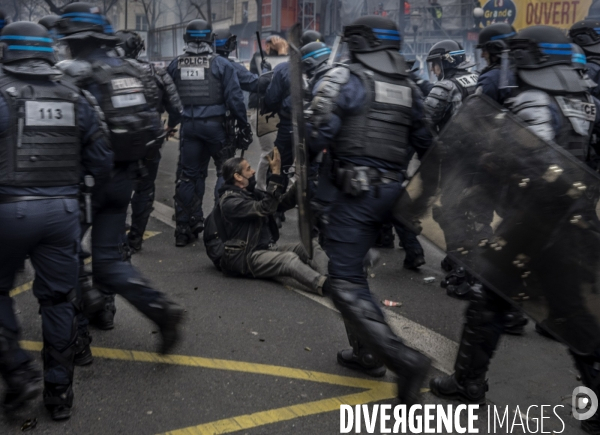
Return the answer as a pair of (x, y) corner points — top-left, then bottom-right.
(89, 60), (158, 162)
(0, 73), (81, 187)
(174, 54), (225, 107)
(334, 64), (413, 168)
(552, 92), (595, 161)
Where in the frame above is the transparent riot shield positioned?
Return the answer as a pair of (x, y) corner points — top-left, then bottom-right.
(395, 94), (600, 355)
(287, 23), (313, 258)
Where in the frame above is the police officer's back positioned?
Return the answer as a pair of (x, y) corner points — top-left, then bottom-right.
(0, 21), (112, 419)
(115, 30), (183, 251)
(167, 19), (249, 246)
(425, 40), (478, 131)
(56, 2), (184, 352)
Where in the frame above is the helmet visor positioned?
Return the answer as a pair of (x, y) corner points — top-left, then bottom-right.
(427, 55), (444, 82)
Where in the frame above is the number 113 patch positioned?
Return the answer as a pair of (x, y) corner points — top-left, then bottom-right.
(25, 101), (75, 127)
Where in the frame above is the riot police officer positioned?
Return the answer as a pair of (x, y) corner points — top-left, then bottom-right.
(475, 22), (515, 104)
(301, 41), (331, 91)
(56, 2), (184, 348)
(167, 19), (250, 247)
(215, 28), (261, 93)
(570, 20), (600, 98)
(430, 28), (600, 435)
(115, 30), (183, 252)
(301, 29), (323, 46)
(425, 40), (478, 132)
(306, 16), (432, 404)
(0, 9), (8, 32)
(0, 21), (112, 419)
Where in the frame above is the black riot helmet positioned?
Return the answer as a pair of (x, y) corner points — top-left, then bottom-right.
(214, 29), (237, 55)
(301, 41), (331, 77)
(569, 20), (600, 56)
(0, 9), (9, 33)
(38, 15), (60, 31)
(301, 30), (322, 46)
(343, 15), (402, 53)
(477, 23), (516, 55)
(510, 25), (586, 93)
(572, 43), (588, 71)
(184, 19), (213, 44)
(0, 21), (56, 65)
(56, 3), (106, 36)
(115, 30), (145, 58)
(426, 40), (467, 80)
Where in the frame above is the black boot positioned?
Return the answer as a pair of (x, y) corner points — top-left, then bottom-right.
(143, 298), (185, 354)
(403, 255), (426, 271)
(128, 231), (144, 252)
(337, 323), (386, 377)
(330, 279), (430, 406)
(2, 361), (42, 412)
(430, 286), (503, 404)
(74, 329), (93, 366)
(90, 295), (116, 330)
(175, 225), (194, 247)
(44, 383), (73, 421)
(503, 309), (528, 336)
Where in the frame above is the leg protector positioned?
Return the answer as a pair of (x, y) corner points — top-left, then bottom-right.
(430, 285), (504, 403)
(337, 321), (386, 377)
(330, 279), (431, 406)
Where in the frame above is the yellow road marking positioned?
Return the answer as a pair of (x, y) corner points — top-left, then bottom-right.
(19, 341), (398, 434)
(9, 231), (161, 298)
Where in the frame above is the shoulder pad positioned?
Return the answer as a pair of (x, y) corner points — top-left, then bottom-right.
(56, 59), (92, 82)
(506, 90), (554, 142)
(433, 79), (456, 92)
(506, 89), (552, 112)
(427, 83), (452, 101)
(323, 66), (350, 85)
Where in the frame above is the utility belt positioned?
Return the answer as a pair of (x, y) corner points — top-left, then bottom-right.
(0, 194), (78, 204)
(331, 160), (403, 197)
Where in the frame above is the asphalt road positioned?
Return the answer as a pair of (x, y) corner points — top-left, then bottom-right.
(0, 132), (590, 435)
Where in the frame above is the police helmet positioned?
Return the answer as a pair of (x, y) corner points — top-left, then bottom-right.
(116, 30), (145, 59)
(214, 29), (237, 55)
(569, 20), (600, 55)
(572, 43), (587, 71)
(301, 30), (322, 46)
(301, 41), (330, 76)
(38, 15), (60, 31)
(427, 40), (466, 71)
(56, 3), (107, 36)
(184, 19), (212, 44)
(0, 9), (9, 33)
(477, 23), (516, 55)
(0, 21), (56, 65)
(343, 15), (401, 53)
(510, 25), (586, 93)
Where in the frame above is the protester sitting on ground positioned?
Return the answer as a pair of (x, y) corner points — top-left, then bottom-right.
(214, 149), (329, 294)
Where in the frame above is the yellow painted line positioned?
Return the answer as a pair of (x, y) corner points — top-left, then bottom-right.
(161, 386), (397, 435)
(9, 231), (161, 298)
(19, 340), (399, 435)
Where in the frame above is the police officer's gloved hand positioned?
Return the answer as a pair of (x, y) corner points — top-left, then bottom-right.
(261, 60), (272, 72)
(237, 123), (253, 151)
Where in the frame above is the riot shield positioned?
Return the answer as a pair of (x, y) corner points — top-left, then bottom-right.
(254, 55), (290, 137)
(395, 94), (600, 355)
(288, 23), (313, 259)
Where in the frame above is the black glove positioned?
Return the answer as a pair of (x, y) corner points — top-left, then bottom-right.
(261, 60), (272, 72)
(237, 123), (253, 151)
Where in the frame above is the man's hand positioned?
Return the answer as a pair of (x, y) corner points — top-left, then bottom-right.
(165, 126), (177, 138)
(261, 60), (272, 72)
(237, 123), (253, 151)
(267, 147), (281, 175)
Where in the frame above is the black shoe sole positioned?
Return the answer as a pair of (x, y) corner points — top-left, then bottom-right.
(74, 352), (93, 366)
(159, 310), (185, 355)
(49, 406), (72, 421)
(429, 378), (486, 405)
(336, 353), (387, 378)
(396, 354), (431, 406)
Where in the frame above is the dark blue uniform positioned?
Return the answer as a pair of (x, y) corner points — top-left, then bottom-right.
(230, 60), (259, 92)
(310, 74), (431, 297)
(0, 76), (112, 388)
(167, 51), (247, 239)
(264, 62), (294, 185)
(476, 65), (512, 104)
(587, 60), (600, 99)
(61, 48), (178, 333)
